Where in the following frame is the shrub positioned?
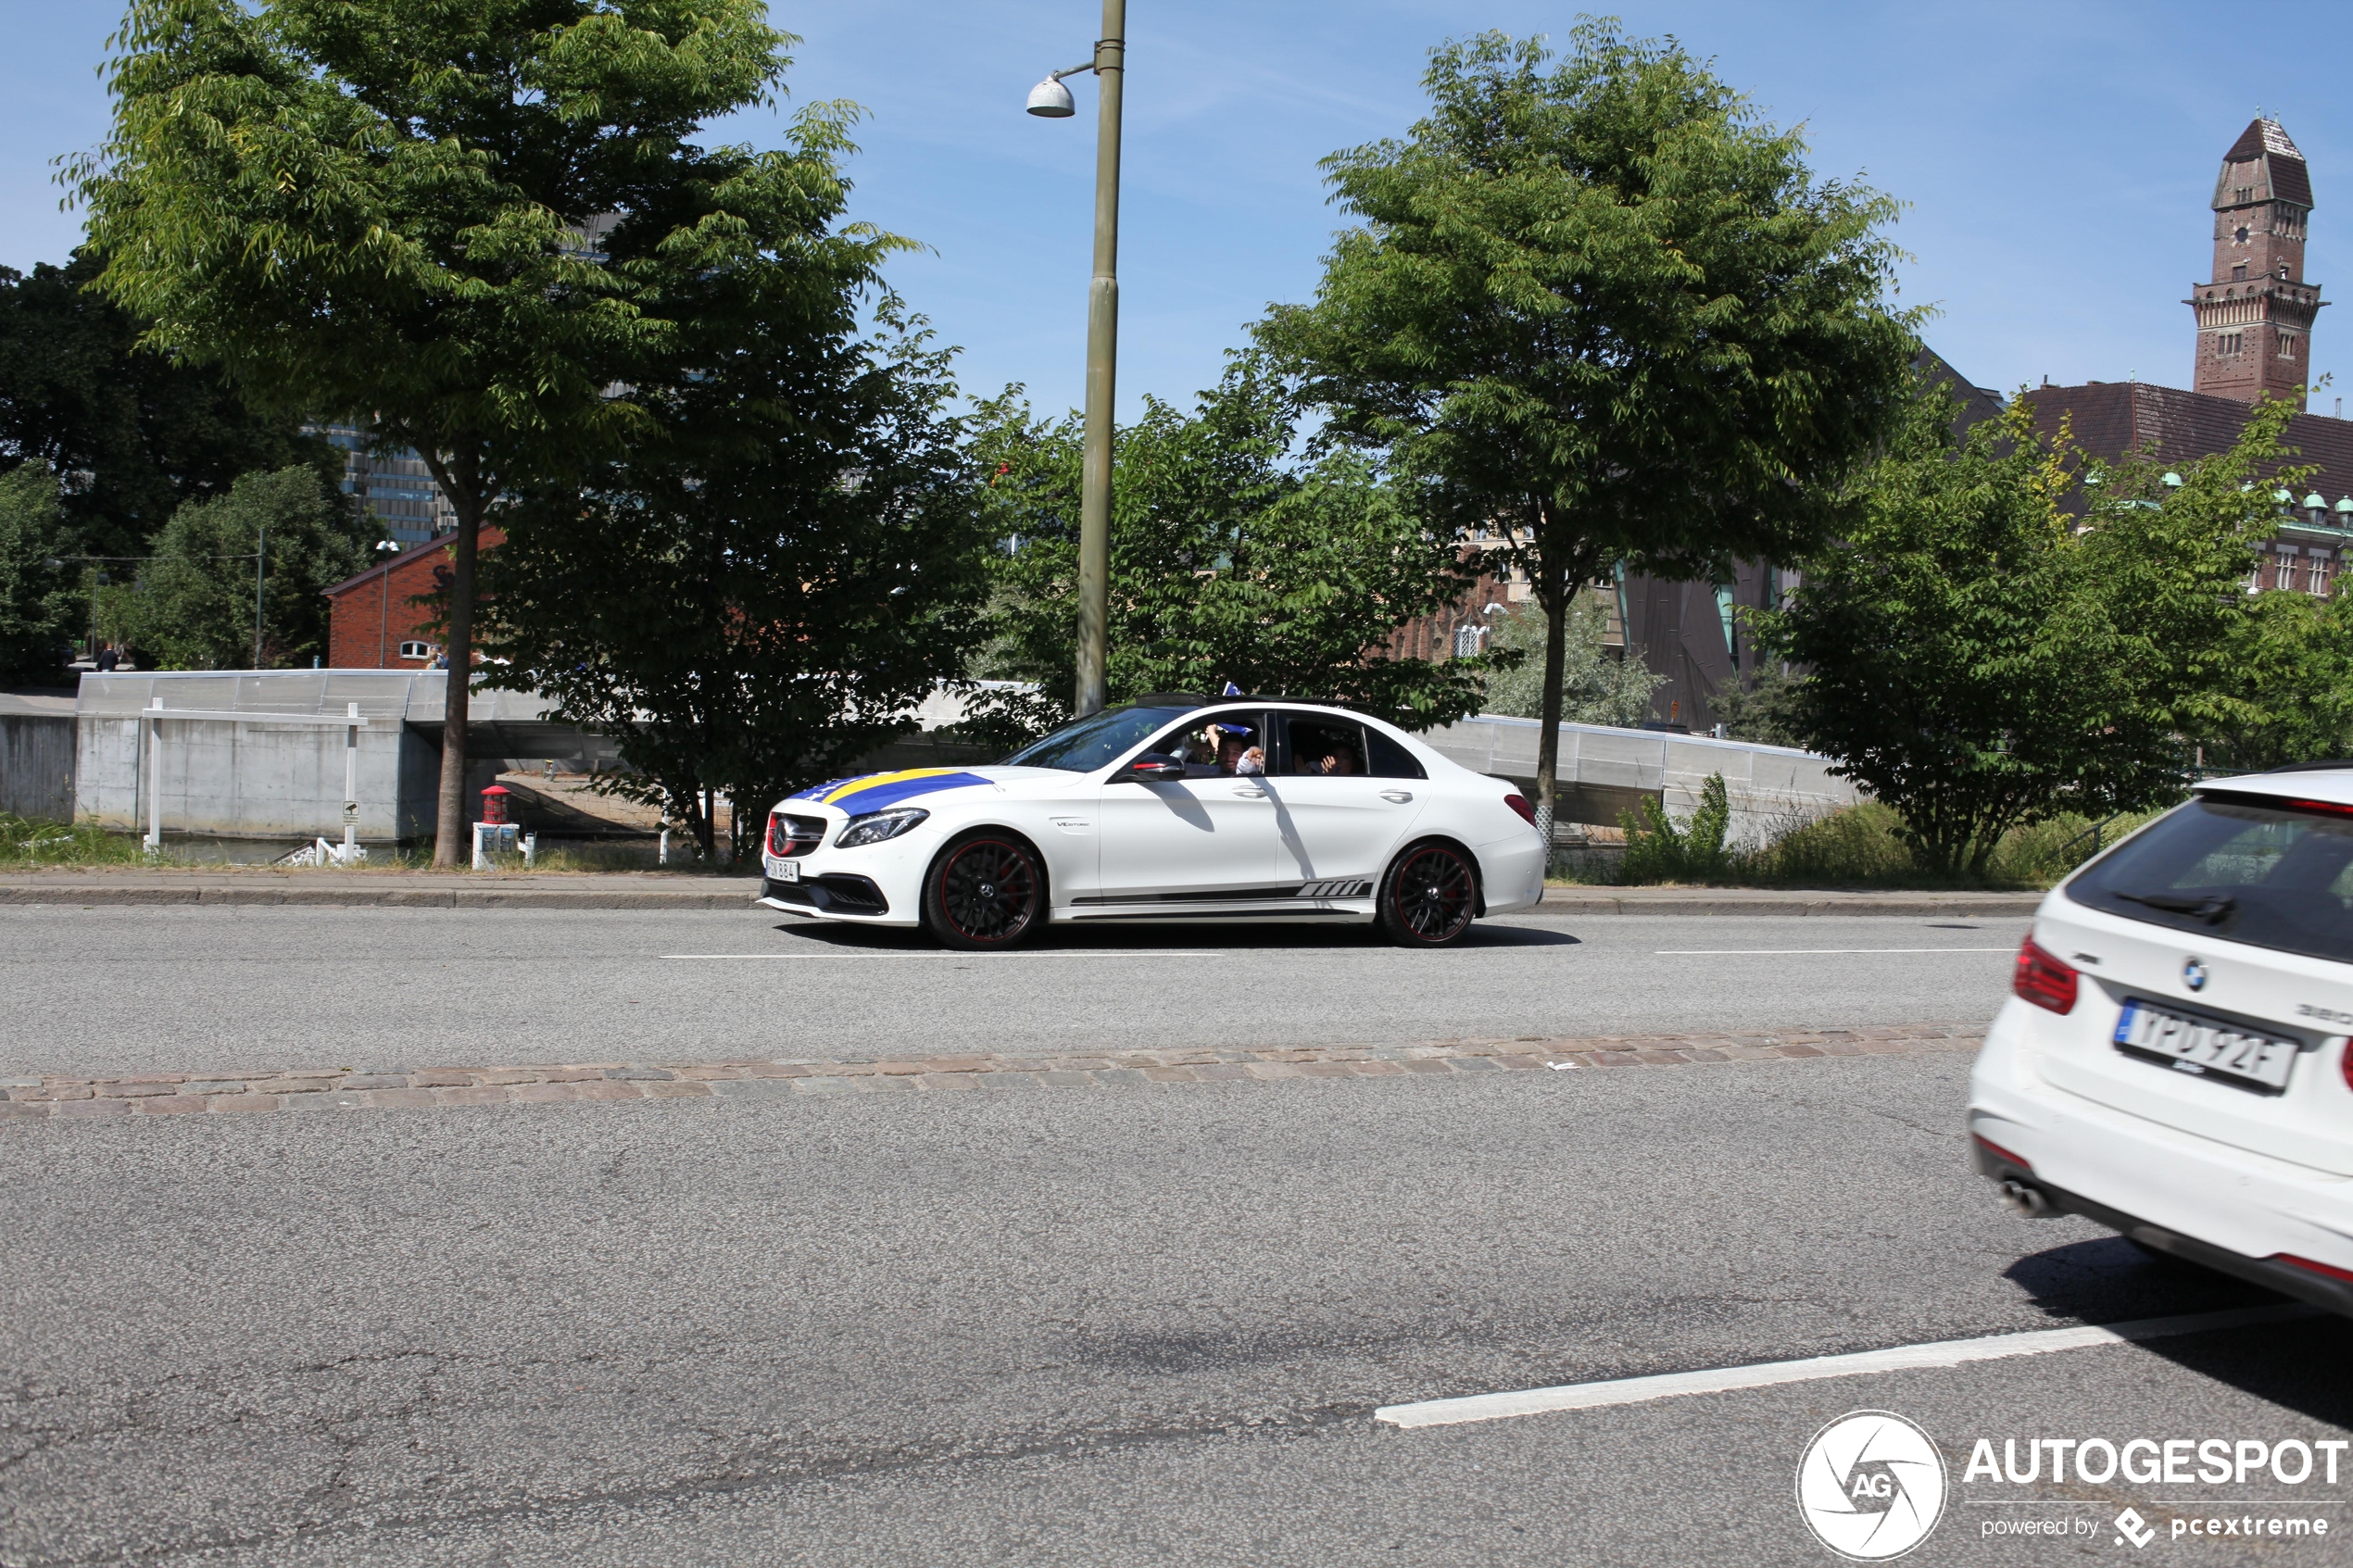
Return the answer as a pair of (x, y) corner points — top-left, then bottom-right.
(1618, 772), (1731, 882)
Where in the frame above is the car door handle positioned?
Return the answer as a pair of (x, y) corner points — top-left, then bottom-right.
(1231, 785), (1267, 798)
(1380, 789), (1414, 803)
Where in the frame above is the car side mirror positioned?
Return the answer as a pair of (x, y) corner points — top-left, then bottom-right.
(1112, 752), (1186, 784)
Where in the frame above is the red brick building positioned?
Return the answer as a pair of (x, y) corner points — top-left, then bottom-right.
(2190, 119), (2322, 408)
(321, 528), (504, 670)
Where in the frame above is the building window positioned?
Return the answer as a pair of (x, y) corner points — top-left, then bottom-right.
(2232, 263), (2247, 280)
(2280, 331), (2299, 358)
(397, 640), (434, 661)
(1452, 623), (1488, 659)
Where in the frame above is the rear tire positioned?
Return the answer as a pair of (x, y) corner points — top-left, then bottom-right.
(921, 833), (1046, 951)
(1377, 840), (1478, 947)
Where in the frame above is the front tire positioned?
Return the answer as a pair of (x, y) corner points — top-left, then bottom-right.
(1377, 840), (1478, 947)
(922, 833), (1046, 950)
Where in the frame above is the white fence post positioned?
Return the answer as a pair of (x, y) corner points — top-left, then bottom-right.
(342, 701), (360, 857)
(145, 697), (162, 851)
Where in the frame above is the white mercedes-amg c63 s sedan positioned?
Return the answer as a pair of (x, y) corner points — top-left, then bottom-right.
(1969, 761), (2353, 1317)
(758, 696), (1545, 949)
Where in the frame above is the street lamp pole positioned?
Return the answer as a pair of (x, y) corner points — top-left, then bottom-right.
(1029, 1), (1125, 717)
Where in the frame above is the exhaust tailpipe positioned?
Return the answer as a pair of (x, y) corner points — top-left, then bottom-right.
(1998, 1179), (2054, 1219)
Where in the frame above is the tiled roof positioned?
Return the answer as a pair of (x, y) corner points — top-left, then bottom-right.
(319, 527), (505, 598)
(2021, 381), (2353, 504)
(2219, 118), (2311, 208)
(1912, 345), (2007, 431)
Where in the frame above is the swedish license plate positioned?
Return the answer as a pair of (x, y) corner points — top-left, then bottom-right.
(769, 858), (799, 883)
(2114, 999), (2298, 1093)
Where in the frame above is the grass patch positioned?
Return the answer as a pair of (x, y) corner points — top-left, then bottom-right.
(0, 813), (167, 868)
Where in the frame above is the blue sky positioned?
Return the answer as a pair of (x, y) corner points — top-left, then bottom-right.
(6, 1), (2352, 421)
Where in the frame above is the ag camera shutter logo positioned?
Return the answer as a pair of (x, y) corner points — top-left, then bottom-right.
(1796, 1410), (1948, 1560)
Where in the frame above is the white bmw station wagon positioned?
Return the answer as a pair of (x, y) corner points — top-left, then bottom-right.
(1969, 762), (2353, 1315)
(758, 696), (1546, 949)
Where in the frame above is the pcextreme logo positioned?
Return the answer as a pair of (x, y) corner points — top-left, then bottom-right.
(1796, 1411), (1949, 1561)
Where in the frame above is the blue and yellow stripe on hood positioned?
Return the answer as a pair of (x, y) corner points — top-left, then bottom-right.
(789, 768), (993, 814)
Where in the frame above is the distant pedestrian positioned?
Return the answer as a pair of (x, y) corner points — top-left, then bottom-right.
(94, 646), (120, 672)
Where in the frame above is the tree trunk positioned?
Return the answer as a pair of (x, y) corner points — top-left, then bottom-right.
(431, 500), (483, 868)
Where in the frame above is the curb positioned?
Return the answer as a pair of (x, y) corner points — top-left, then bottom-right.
(1535, 894), (2045, 917)
(0, 882), (2043, 914)
(0, 885), (760, 909)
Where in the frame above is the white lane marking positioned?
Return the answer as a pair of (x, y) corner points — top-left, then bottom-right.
(1374, 1303), (2317, 1430)
(1654, 947), (2014, 956)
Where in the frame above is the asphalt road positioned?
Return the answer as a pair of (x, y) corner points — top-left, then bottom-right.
(0, 906), (2030, 1079)
(6, 1050), (2346, 1567)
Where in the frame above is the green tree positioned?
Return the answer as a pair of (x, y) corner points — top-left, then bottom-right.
(76, 0), (898, 864)
(1257, 24), (1919, 836)
(484, 309), (989, 861)
(2201, 589), (2353, 771)
(1758, 388), (2295, 875)
(0, 466), (80, 677)
(1708, 660), (1806, 748)
(1479, 596), (1662, 728)
(971, 355), (1490, 739)
(123, 464), (366, 670)
(0, 256), (331, 560)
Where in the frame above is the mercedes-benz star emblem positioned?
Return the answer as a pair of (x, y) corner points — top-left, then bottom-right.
(2183, 958), (2208, 992)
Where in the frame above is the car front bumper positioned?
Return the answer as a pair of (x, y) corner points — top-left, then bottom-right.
(1969, 997), (2353, 1317)
(760, 835), (933, 928)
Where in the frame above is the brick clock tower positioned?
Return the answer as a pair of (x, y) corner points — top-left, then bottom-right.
(2190, 118), (2323, 408)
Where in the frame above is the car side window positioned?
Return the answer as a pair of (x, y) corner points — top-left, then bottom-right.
(1280, 716), (1369, 777)
(1364, 727), (1428, 780)
(1157, 712), (1265, 778)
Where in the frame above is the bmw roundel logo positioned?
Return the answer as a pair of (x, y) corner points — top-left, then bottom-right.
(2183, 958), (2208, 992)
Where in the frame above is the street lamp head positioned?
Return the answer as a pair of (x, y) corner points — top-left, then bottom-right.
(1026, 76), (1076, 117)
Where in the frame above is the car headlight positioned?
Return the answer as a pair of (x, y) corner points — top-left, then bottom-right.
(834, 807), (929, 848)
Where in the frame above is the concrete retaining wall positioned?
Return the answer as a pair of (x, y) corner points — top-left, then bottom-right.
(1420, 715), (1866, 845)
(72, 671), (603, 843)
(0, 714), (75, 822)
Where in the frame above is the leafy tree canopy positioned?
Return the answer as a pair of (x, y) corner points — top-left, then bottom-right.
(124, 463), (367, 670)
(75, 0), (903, 861)
(0, 466), (81, 678)
(1758, 386), (2305, 875)
(484, 307), (990, 861)
(969, 354), (1491, 741)
(0, 256), (331, 559)
(1479, 596), (1663, 729)
(1256, 23), (1919, 827)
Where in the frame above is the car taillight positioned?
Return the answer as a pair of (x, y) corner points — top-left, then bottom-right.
(2342, 1038), (2353, 1098)
(1972, 1133), (2032, 1173)
(2012, 935), (2078, 1014)
(1504, 792), (1538, 827)
(2272, 1252), (2353, 1284)
(766, 811), (789, 858)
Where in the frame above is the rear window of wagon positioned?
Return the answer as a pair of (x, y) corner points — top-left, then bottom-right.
(2065, 792), (2353, 965)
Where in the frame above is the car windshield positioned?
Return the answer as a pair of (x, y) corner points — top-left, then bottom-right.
(2065, 791), (2353, 964)
(1000, 705), (1200, 772)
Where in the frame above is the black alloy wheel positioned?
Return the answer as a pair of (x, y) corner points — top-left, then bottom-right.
(1378, 841), (1478, 947)
(924, 834), (1045, 949)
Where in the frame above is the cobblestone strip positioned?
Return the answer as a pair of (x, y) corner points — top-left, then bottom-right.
(0, 1024), (1982, 1121)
